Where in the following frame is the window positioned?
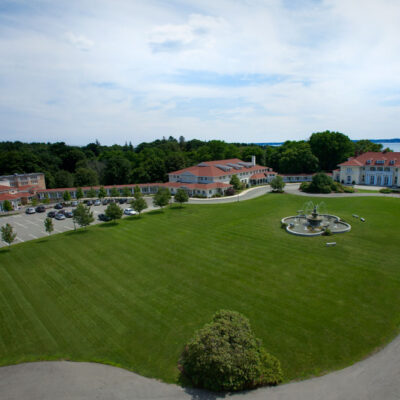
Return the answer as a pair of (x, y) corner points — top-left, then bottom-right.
(370, 167), (376, 171)
(377, 167), (383, 171)
(384, 167), (390, 171)
(366, 160), (371, 164)
(375, 160), (385, 164)
(390, 160), (395, 165)
(384, 176), (389, 185)
(346, 168), (352, 173)
(370, 175), (375, 184)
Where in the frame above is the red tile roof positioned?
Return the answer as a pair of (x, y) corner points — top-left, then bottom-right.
(169, 158), (273, 178)
(250, 173), (268, 180)
(0, 193), (32, 201)
(339, 152), (400, 167)
(164, 182), (231, 190)
(37, 183), (161, 193)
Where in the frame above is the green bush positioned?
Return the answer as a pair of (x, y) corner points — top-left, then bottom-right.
(212, 193), (222, 198)
(332, 182), (344, 193)
(299, 182), (310, 192)
(379, 188), (392, 194)
(179, 310), (283, 392)
(307, 173), (335, 193)
(2, 200), (13, 212)
(323, 228), (332, 236)
(281, 222), (288, 229)
(343, 186), (355, 193)
(270, 176), (285, 192)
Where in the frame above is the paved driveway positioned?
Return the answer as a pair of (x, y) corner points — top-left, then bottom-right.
(0, 332), (399, 399)
(0, 198), (156, 248)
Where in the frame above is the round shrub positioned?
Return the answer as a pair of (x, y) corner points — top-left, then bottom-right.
(299, 182), (310, 192)
(307, 173), (335, 193)
(379, 188), (391, 194)
(225, 187), (235, 196)
(179, 310), (283, 392)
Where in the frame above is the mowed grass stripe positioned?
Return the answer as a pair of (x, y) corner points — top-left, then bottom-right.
(0, 195), (400, 382)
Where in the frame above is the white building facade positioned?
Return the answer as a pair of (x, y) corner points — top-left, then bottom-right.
(337, 152), (400, 186)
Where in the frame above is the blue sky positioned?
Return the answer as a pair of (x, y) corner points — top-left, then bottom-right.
(0, 0), (400, 145)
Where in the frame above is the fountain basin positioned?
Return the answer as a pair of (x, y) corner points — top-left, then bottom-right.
(281, 214), (351, 237)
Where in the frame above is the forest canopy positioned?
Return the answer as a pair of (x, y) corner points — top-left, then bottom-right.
(0, 133), (385, 188)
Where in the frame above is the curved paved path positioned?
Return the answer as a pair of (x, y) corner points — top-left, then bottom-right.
(1, 332), (399, 400)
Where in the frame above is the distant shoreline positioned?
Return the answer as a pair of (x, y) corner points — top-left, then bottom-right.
(253, 138), (400, 146)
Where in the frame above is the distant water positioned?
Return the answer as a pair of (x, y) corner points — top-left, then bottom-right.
(254, 140), (400, 152)
(375, 142), (400, 152)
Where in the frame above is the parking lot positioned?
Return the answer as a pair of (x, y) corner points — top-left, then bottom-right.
(0, 198), (156, 248)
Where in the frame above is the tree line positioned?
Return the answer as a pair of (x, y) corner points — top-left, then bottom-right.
(0, 132), (390, 188)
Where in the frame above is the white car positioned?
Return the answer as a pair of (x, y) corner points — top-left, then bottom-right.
(25, 207), (36, 214)
(124, 208), (137, 216)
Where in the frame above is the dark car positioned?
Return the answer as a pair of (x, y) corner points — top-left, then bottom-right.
(54, 203), (63, 210)
(47, 211), (56, 218)
(102, 199), (109, 205)
(98, 213), (111, 222)
(65, 211), (73, 218)
(86, 200), (93, 206)
(35, 205), (46, 213)
(119, 198), (127, 204)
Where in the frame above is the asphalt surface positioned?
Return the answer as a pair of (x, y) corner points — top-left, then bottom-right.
(0, 332), (399, 400)
(0, 199), (157, 248)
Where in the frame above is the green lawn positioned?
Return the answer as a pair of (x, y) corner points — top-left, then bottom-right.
(1, 194), (400, 384)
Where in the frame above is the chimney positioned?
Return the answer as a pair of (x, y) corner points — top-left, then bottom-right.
(251, 155), (256, 166)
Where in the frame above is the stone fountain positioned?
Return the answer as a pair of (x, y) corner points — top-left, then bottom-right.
(281, 202), (351, 237)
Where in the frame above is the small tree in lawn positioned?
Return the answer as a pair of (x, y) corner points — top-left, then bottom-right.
(73, 203), (94, 229)
(133, 185), (142, 199)
(31, 197), (38, 207)
(76, 187), (84, 200)
(105, 202), (123, 222)
(179, 310), (283, 392)
(131, 196), (147, 216)
(2, 200), (13, 212)
(174, 188), (189, 207)
(42, 194), (50, 204)
(44, 217), (54, 235)
(122, 187), (131, 197)
(87, 187), (97, 198)
(153, 187), (171, 210)
(110, 187), (120, 197)
(270, 176), (285, 192)
(63, 190), (71, 202)
(98, 186), (107, 199)
(1, 223), (17, 247)
(230, 174), (242, 190)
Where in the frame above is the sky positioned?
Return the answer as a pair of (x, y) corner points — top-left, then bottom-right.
(0, 0), (400, 146)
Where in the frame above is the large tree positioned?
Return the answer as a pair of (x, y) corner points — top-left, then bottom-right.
(354, 139), (382, 156)
(309, 131), (354, 171)
(74, 167), (98, 187)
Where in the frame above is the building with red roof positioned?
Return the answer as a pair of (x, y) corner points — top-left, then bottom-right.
(167, 156), (276, 196)
(337, 152), (400, 186)
(0, 173), (45, 211)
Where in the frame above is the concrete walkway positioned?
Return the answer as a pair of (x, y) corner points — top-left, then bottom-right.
(1, 331), (399, 400)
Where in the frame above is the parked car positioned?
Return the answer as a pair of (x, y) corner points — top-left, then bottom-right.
(55, 213), (66, 220)
(119, 198), (127, 204)
(124, 208), (137, 216)
(65, 211), (73, 218)
(25, 207), (36, 214)
(98, 213), (111, 222)
(71, 201), (78, 207)
(54, 203), (63, 210)
(94, 199), (101, 206)
(56, 209), (66, 215)
(102, 199), (109, 205)
(35, 205), (46, 213)
(47, 211), (56, 218)
(86, 200), (93, 206)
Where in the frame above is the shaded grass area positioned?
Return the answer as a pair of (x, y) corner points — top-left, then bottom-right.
(0, 195), (400, 384)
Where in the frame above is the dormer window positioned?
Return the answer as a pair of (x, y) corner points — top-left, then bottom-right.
(390, 160), (395, 165)
(375, 160), (385, 165)
(366, 160), (371, 164)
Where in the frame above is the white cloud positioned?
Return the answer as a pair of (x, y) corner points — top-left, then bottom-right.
(65, 32), (94, 51)
(0, 0), (400, 145)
